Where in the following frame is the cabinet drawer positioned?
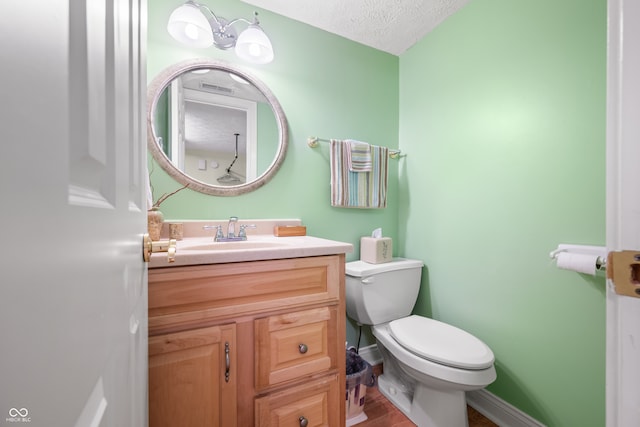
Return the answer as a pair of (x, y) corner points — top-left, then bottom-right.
(149, 256), (341, 332)
(255, 307), (338, 390)
(255, 374), (339, 427)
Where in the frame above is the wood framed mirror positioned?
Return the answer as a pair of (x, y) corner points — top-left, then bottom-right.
(147, 58), (288, 196)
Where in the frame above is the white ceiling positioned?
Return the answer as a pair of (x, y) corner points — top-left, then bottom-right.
(241, 0), (471, 55)
(179, 69), (267, 154)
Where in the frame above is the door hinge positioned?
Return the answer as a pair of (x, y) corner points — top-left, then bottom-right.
(607, 251), (640, 298)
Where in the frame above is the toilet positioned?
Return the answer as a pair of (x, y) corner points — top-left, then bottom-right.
(345, 258), (496, 427)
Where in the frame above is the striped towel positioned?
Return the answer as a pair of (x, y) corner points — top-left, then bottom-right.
(345, 139), (372, 172)
(330, 139), (388, 209)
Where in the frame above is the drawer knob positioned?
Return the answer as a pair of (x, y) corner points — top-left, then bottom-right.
(299, 416), (308, 427)
(298, 343), (308, 354)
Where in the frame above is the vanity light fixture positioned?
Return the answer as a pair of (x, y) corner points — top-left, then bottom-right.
(167, 0), (274, 64)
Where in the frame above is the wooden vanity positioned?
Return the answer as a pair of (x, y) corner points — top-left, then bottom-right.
(147, 233), (351, 427)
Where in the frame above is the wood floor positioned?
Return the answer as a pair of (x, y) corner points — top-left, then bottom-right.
(354, 365), (498, 427)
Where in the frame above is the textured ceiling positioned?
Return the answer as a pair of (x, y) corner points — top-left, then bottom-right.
(241, 0), (471, 55)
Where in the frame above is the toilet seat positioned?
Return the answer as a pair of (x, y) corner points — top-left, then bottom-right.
(389, 315), (494, 370)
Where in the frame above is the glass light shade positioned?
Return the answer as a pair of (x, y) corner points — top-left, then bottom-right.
(235, 24), (274, 64)
(167, 3), (213, 48)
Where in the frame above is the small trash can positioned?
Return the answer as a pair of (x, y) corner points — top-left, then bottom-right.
(345, 349), (376, 426)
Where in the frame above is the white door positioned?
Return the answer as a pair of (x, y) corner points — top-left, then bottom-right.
(0, 1), (148, 426)
(606, 1), (640, 426)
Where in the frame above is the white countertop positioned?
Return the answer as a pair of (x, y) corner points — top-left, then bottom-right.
(148, 220), (353, 268)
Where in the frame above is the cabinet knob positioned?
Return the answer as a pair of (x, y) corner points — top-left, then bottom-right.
(298, 343), (308, 354)
(299, 416), (308, 427)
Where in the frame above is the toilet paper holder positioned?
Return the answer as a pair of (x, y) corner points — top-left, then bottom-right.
(550, 244), (640, 299)
(549, 244), (607, 271)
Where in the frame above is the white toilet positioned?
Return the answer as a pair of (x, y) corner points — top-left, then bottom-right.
(345, 258), (496, 427)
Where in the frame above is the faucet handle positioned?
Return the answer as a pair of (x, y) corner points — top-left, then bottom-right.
(203, 225), (225, 241)
(238, 224), (256, 239)
(214, 226), (224, 241)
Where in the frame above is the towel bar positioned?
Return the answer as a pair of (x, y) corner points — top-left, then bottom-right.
(307, 136), (401, 159)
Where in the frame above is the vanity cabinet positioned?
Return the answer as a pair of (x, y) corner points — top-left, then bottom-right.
(148, 254), (346, 427)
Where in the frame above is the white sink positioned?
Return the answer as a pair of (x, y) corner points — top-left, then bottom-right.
(147, 222), (353, 268)
(181, 240), (291, 251)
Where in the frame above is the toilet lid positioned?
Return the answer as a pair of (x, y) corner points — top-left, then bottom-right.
(389, 315), (494, 370)
(345, 258), (424, 277)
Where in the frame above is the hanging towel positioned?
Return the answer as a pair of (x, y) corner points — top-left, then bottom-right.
(330, 139), (388, 209)
(345, 139), (372, 172)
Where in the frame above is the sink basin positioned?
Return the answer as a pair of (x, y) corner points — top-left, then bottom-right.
(146, 219), (354, 268)
(148, 227), (354, 268)
(181, 240), (291, 251)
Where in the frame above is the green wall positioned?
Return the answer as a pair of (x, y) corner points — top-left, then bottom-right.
(147, 0), (399, 347)
(398, 0), (606, 425)
(148, 0), (607, 425)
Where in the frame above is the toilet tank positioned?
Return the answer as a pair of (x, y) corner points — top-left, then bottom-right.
(345, 258), (424, 325)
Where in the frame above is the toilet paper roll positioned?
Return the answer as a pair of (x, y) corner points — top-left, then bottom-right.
(556, 252), (599, 275)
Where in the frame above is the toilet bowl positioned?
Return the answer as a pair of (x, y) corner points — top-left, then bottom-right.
(345, 259), (496, 427)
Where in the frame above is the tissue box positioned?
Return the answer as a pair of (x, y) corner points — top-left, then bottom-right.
(360, 237), (392, 264)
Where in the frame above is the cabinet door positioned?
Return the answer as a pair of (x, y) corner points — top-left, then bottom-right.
(149, 324), (237, 427)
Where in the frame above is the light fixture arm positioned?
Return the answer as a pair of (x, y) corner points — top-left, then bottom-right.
(223, 12), (260, 29)
(167, 1), (273, 63)
(189, 1), (259, 45)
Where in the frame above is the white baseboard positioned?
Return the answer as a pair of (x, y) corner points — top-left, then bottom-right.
(466, 389), (546, 427)
(359, 344), (545, 427)
(356, 344), (383, 366)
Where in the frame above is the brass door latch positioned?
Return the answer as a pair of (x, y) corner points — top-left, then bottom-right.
(607, 251), (640, 298)
(143, 234), (176, 263)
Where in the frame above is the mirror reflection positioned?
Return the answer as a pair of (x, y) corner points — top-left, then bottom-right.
(152, 68), (279, 186)
(147, 59), (288, 196)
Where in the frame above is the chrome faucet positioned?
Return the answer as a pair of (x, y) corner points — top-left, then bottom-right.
(227, 216), (238, 239)
(202, 216), (256, 242)
(203, 217), (255, 242)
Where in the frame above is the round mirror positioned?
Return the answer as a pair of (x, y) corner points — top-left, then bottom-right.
(147, 58), (288, 196)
